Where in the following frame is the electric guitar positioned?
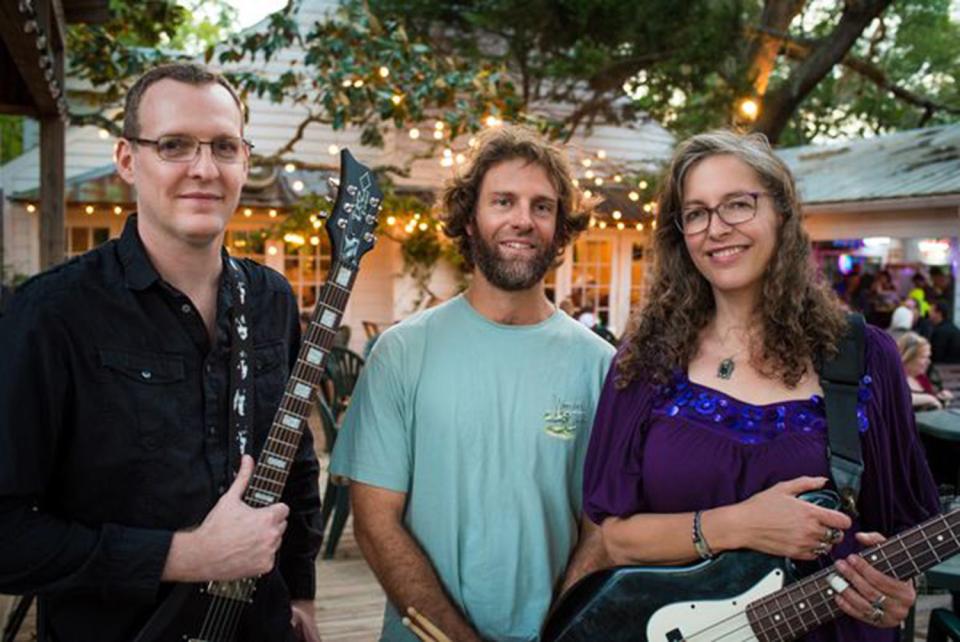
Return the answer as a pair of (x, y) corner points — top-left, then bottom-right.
(543, 498), (960, 642)
(134, 149), (383, 642)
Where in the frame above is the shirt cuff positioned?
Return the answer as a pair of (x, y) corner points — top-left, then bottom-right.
(93, 524), (174, 603)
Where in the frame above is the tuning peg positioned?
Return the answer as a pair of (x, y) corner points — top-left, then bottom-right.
(337, 218), (348, 229)
(370, 197), (380, 207)
(365, 215), (376, 225)
(346, 185), (358, 196)
(326, 177), (340, 197)
(318, 210), (329, 219)
(364, 233), (376, 243)
(343, 203), (354, 213)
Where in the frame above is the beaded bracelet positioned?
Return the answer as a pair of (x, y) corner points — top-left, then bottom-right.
(692, 510), (715, 560)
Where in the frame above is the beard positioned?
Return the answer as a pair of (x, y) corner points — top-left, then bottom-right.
(470, 232), (558, 291)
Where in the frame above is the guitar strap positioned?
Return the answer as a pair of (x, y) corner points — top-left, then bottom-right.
(818, 312), (866, 516)
(225, 257), (255, 475)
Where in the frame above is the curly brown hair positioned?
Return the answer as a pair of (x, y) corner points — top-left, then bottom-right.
(439, 125), (589, 269)
(617, 130), (848, 389)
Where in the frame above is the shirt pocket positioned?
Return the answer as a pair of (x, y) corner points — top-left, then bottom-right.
(97, 347), (187, 451)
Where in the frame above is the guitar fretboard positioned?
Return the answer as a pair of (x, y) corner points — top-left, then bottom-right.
(746, 507), (960, 641)
(242, 261), (358, 508)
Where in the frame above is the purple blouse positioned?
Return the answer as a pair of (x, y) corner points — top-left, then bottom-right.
(583, 325), (939, 642)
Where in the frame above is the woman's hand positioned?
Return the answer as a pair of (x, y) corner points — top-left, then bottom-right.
(834, 532), (915, 628)
(913, 392), (943, 410)
(710, 476), (852, 561)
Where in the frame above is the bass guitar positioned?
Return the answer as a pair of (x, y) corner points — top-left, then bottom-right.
(134, 148), (383, 642)
(543, 497), (960, 642)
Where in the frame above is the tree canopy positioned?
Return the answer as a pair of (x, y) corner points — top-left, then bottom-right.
(62, 0), (960, 157)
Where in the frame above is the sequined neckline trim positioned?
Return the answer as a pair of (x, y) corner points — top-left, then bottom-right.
(651, 372), (873, 445)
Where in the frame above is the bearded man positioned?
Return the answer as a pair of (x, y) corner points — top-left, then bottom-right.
(330, 125), (614, 642)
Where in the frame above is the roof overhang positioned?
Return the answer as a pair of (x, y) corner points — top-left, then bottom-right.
(801, 193), (960, 215)
(0, 0), (108, 116)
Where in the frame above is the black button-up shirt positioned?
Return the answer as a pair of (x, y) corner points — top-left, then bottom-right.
(0, 216), (321, 642)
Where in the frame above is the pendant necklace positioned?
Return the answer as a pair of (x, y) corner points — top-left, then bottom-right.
(717, 357), (736, 380)
(714, 325), (749, 380)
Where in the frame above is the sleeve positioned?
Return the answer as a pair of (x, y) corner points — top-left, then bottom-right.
(276, 292), (322, 600)
(329, 328), (413, 493)
(582, 355), (657, 525)
(0, 291), (173, 600)
(857, 326), (940, 536)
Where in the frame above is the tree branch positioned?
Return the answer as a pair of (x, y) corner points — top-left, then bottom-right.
(757, 26), (960, 118)
(753, 0), (894, 142)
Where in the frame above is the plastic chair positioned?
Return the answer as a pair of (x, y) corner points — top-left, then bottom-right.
(929, 608), (960, 642)
(324, 347), (364, 420)
(315, 395), (351, 559)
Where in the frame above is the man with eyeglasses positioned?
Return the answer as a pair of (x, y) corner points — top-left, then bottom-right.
(0, 63), (322, 642)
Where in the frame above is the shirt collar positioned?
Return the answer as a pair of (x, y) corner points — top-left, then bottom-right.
(118, 214), (162, 291)
(118, 215), (234, 300)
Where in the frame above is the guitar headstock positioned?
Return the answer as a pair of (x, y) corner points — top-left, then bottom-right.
(326, 149), (383, 269)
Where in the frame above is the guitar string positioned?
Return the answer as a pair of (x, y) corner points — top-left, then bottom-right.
(205, 591), (233, 640)
(693, 547), (946, 642)
(676, 517), (960, 641)
(201, 275), (353, 639)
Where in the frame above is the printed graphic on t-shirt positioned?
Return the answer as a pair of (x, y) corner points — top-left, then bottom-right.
(543, 398), (585, 440)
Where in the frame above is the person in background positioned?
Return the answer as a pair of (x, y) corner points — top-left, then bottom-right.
(897, 331), (953, 410)
(888, 297), (917, 338)
(928, 266), (955, 317)
(930, 301), (960, 364)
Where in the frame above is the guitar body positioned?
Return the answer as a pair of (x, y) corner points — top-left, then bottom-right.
(542, 550), (792, 642)
(134, 574), (294, 642)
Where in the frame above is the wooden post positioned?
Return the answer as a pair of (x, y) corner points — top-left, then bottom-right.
(39, 114), (65, 269)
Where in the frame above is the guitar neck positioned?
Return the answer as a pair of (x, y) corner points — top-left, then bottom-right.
(242, 261), (358, 507)
(746, 507), (960, 641)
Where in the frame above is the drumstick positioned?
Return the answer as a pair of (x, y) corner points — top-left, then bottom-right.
(407, 606), (453, 642)
(401, 616), (433, 641)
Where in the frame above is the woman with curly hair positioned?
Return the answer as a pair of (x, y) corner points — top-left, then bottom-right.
(581, 130), (939, 640)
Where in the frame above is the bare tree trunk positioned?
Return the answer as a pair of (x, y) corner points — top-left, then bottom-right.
(754, 0), (892, 143)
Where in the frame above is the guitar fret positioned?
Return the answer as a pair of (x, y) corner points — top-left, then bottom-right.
(896, 537), (921, 576)
(261, 454), (290, 472)
(270, 423), (302, 442)
(252, 473), (285, 490)
(265, 435), (297, 455)
(281, 396), (312, 417)
(939, 514), (960, 548)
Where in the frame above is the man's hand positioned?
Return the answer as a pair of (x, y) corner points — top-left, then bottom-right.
(162, 455), (290, 582)
(291, 599), (321, 642)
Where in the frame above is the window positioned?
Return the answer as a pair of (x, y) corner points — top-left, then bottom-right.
(283, 240), (332, 310)
(570, 238), (613, 326)
(66, 226), (111, 257)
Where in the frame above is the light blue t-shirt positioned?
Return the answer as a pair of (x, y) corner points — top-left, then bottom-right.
(330, 295), (614, 641)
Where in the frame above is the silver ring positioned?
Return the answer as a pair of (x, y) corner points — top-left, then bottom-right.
(870, 594), (887, 611)
(870, 606), (884, 623)
(828, 527), (843, 544)
(813, 542), (829, 556)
